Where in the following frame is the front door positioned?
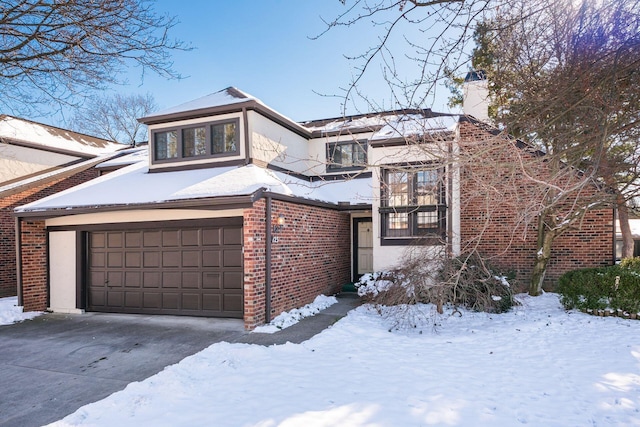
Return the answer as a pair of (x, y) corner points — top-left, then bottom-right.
(354, 218), (373, 280)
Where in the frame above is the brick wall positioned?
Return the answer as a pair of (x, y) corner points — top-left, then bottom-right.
(243, 198), (351, 330)
(458, 121), (613, 289)
(19, 219), (47, 311)
(1, 167), (100, 297)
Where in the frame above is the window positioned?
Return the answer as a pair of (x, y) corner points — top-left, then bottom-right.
(327, 140), (367, 171)
(380, 166), (446, 244)
(152, 119), (239, 162)
(155, 130), (178, 160)
(182, 126), (206, 157)
(211, 122), (237, 154)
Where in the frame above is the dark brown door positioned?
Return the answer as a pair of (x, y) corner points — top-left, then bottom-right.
(88, 223), (243, 318)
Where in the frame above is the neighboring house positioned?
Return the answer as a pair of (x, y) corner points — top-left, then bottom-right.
(13, 87), (614, 330)
(0, 115), (126, 297)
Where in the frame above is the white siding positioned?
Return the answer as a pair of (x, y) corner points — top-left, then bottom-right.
(48, 231), (81, 313)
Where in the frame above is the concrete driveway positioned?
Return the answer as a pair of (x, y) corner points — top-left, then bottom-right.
(0, 312), (246, 427)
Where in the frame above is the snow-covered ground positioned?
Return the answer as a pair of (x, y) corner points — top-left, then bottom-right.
(42, 293), (640, 427)
(0, 296), (41, 325)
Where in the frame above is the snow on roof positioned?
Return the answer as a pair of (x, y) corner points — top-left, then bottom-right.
(15, 164), (372, 213)
(302, 112), (459, 138)
(148, 87), (256, 117)
(0, 115), (123, 156)
(0, 153), (120, 196)
(370, 115), (459, 140)
(95, 146), (148, 168)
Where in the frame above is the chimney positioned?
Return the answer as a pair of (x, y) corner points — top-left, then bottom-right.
(463, 70), (489, 122)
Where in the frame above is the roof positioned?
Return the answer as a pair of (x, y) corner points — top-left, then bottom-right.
(0, 115), (124, 158)
(139, 87), (310, 137)
(14, 163), (373, 216)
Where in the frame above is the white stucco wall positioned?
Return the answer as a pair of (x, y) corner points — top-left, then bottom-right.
(0, 144), (79, 183)
(248, 111), (313, 174)
(48, 230), (82, 313)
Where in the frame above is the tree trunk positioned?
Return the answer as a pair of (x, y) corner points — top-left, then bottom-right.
(617, 195), (634, 259)
(530, 218), (556, 296)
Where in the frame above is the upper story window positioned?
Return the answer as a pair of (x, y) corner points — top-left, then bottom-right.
(327, 140), (367, 171)
(153, 119), (239, 163)
(380, 165), (446, 245)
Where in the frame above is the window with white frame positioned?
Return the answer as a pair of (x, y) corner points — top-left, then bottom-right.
(380, 165), (446, 244)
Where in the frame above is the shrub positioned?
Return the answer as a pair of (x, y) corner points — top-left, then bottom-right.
(557, 264), (640, 313)
(355, 250), (516, 314)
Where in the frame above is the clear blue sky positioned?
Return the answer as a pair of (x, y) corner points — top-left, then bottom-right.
(112, 1), (457, 122)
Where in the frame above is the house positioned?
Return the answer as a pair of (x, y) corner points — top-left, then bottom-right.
(13, 87), (614, 330)
(0, 115), (126, 297)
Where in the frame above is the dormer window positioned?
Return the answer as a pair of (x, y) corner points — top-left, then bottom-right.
(152, 119), (239, 163)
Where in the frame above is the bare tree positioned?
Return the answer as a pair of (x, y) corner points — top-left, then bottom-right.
(0, 0), (187, 116)
(69, 93), (157, 145)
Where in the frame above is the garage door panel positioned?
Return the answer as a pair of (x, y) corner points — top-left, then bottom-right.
(203, 294), (221, 311)
(125, 292), (142, 308)
(125, 232), (141, 248)
(107, 252), (123, 268)
(203, 272), (221, 289)
(182, 272), (200, 288)
(162, 230), (179, 247)
(223, 271), (243, 290)
(182, 251), (200, 267)
(107, 291), (123, 307)
(223, 249), (242, 267)
(162, 251), (180, 268)
(203, 250), (221, 267)
(107, 271), (123, 287)
(143, 272), (160, 288)
(88, 222), (243, 318)
(162, 293), (179, 309)
(90, 252), (105, 268)
(91, 233), (106, 249)
(143, 231), (161, 247)
(124, 271), (141, 287)
(182, 293), (200, 310)
(144, 252), (160, 268)
(107, 232), (123, 248)
(144, 293), (162, 309)
(182, 230), (199, 246)
(125, 252), (141, 268)
(202, 228), (220, 245)
(162, 272), (180, 288)
(223, 227), (242, 245)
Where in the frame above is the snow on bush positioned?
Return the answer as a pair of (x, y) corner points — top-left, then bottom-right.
(253, 294), (338, 333)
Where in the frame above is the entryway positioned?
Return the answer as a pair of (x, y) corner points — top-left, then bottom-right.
(353, 218), (373, 281)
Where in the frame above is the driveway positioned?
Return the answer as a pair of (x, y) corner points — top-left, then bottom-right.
(0, 293), (359, 427)
(0, 312), (246, 427)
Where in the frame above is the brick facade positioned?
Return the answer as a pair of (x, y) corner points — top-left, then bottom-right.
(243, 198), (351, 330)
(458, 121), (614, 289)
(19, 219), (47, 312)
(1, 167), (100, 297)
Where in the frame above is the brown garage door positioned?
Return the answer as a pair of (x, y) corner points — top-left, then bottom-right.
(87, 221), (243, 318)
